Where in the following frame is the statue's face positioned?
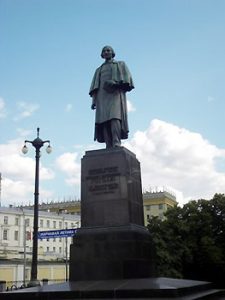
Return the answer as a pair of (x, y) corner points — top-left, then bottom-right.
(102, 47), (113, 60)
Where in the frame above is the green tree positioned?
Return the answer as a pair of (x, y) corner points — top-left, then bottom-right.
(147, 207), (186, 278)
(147, 194), (225, 286)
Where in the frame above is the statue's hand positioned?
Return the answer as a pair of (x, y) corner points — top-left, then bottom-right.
(91, 103), (96, 110)
(103, 80), (118, 93)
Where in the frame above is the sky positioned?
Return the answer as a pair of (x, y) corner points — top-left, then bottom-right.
(1, 0), (225, 206)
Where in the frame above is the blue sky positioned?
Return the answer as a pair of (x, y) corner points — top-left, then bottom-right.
(1, 0), (225, 206)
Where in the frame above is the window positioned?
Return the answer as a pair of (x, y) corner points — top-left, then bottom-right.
(14, 231), (19, 241)
(25, 219), (30, 226)
(4, 216), (8, 225)
(53, 221), (56, 228)
(25, 269), (29, 280)
(146, 205), (150, 211)
(53, 247), (56, 252)
(47, 220), (50, 227)
(65, 222), (68, 228)
(59, 238), (62, 243)
(40, 219), (43, 227)
(59, 221), (62, 229)
(53, 238), (56, 242)
(147, 214), (150, 220)
(71, 223), (74, 228)
(26, 231), (31, 240)
(47, 247), (49, 252)
(15, 217), (19, 226)
(3, 229), (8, 240)
(158, 204), (163, 210)
(59, 247), (62, 253)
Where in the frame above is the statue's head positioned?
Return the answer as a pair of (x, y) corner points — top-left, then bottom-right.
(101, 46), (115, 59)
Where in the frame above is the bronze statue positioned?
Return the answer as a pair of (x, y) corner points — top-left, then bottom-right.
(89, 46), (134, 148)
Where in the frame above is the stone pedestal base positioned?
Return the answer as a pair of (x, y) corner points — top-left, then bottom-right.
(2, 278), (223, 299)
(70, 147), (156, 281)
(70, 224), (156, 281)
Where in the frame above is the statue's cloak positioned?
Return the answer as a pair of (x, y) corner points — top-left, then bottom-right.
(89, 60), (134, 143)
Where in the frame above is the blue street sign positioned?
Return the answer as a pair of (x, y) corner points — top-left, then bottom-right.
(38, 228), (77, 239)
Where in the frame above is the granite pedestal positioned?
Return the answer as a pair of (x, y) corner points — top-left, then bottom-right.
(70, 147), (156, 281)
(80, 147), (144, 227)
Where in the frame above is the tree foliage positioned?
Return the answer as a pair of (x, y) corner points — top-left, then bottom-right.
(147, 193), (225, 286)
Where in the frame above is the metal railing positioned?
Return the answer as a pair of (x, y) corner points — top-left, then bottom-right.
(1, 279), (66, 292)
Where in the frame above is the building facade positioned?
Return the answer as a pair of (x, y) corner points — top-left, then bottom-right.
(0, 207), (80, 285)
(143, 189), (177, 224)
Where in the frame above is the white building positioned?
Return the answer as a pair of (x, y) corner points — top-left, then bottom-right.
(0, 206), (80, 285)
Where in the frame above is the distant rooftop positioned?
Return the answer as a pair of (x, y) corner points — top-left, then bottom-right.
(0, 206), (79, 220)
(22, 199), (81, 210)
(143, 187), (177, 202)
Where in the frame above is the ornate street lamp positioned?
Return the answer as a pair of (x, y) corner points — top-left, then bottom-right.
(22, 128), (52, 286)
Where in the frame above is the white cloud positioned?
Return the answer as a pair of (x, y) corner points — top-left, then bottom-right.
(2, 178), (34, 205)
(0, 97), (6, 118)
(0, 138), (54, 205)
(2, 178), (54, 206)
(124, 119), (225, 205)
(55, 152), (81, 186)
(127, 99), (136, 112)
(16, 128), (33, 137)
(14, 101), (39, 121)
(65, 103), (72, 112)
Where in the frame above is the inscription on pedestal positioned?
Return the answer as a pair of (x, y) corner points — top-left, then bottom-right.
(86, 166), (120, 198)
(81, 148), (144, 226)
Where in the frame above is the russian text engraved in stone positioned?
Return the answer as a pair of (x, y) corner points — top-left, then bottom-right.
(87, 166), (120, 196)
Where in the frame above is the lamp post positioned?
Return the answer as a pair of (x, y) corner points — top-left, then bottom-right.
(22, 128), (52, 286)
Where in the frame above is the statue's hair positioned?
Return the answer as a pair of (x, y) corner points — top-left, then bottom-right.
(101, 46), (115, 58)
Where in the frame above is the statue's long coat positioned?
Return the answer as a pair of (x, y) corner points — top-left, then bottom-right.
(89, 60), (134, 143)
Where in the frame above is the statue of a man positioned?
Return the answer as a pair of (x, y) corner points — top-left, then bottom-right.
(89, 46), (134, 148)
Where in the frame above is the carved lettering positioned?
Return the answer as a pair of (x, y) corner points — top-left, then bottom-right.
(88, 166), (118, 176)
(87, 166), (120, 196)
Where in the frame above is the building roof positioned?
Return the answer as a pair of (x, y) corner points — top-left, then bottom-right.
(143, 190), (177, 203)
(0, 206), (80, 221)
